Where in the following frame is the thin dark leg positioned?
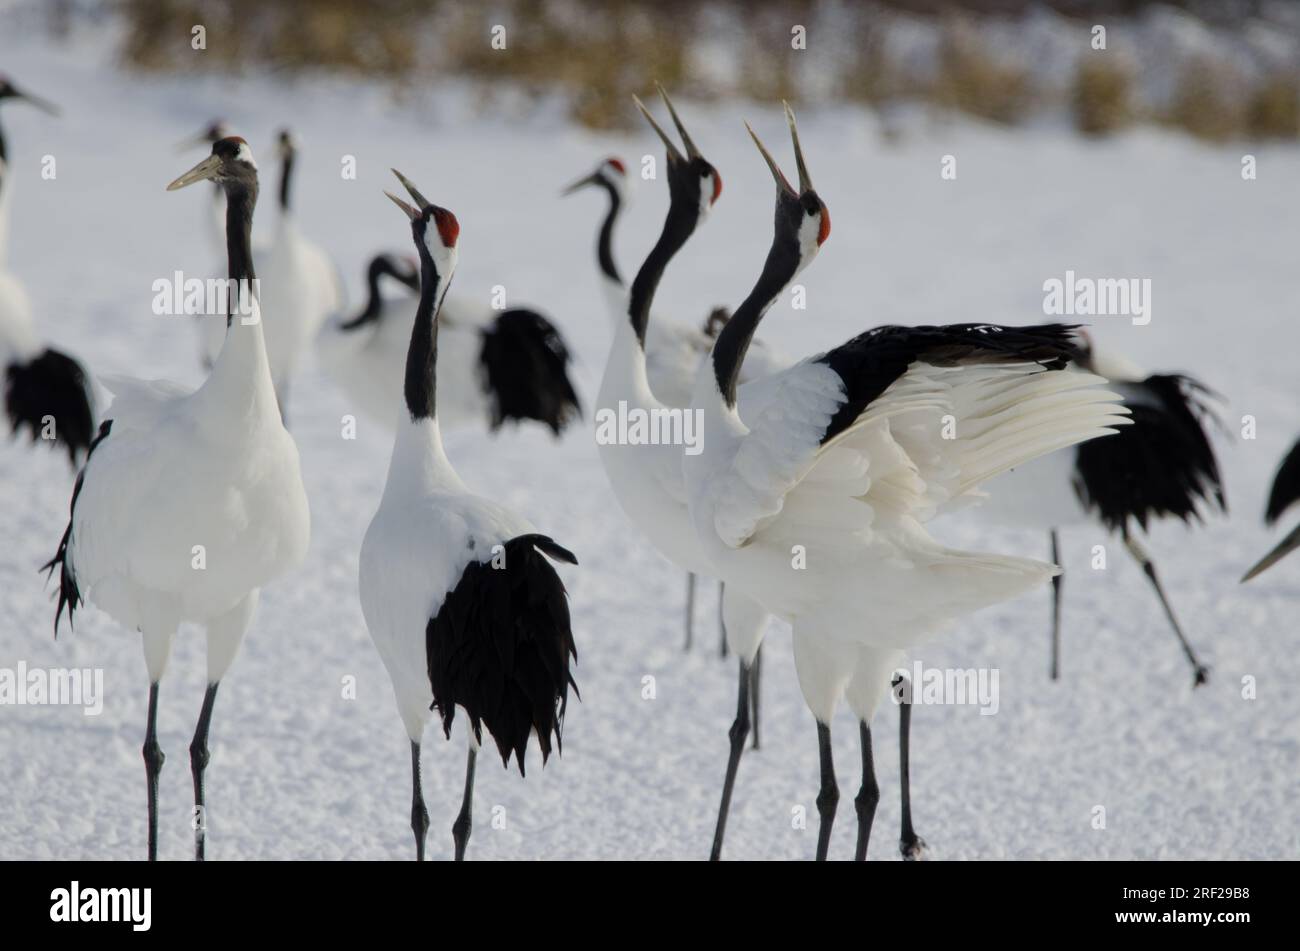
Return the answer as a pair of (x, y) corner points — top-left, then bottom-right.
(749, 645), (762, 750)
(142, 681), (164, 862)
(709, 659), (752, 861)
(718, 581), (728, 658)
(1050, 529), (1062, 681)
(853, 721), (880, 861)
(452, 746), (478, 861)
(188, 682), (220, 861)
(684, 573), (695, 651)
(1124, 533), (1209, 687)
(894, 674), (926, 860)
(410, 741), (429, 861)
(814, 722), (839, 861)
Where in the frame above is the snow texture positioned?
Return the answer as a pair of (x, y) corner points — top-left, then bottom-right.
(0, 27), (1296, 860)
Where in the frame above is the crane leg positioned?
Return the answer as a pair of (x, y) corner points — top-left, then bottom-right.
(718, 581), (728, 658)
(749, 645), (762, 750)
(853, 721), (880, 861)
(1123, 533), (1209, 687)
(814, 721), (839, 861)
(188, 682), (220, 861)
(142, 681), (165, 862)
(1050, 529), (1063, 681)
(452, 746), (477, 861)
(709, 659), (752, 860)
(894, 674), (927, 859)
(683, 573), (695, 651)
(410, 740), (429, 861)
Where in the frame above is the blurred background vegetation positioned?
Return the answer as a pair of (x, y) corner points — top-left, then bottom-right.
(22, 0), (1300, 139)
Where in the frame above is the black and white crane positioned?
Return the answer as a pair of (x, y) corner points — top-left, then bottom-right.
(595, 88), (926, 861)
(1242, 437), (1300, 581)
(566, 147), (787, 651)
(316, 251), (581, 436)
(681, 106), (1129, 859)
(43, 136), (311, 861)
(359, 170), (578, 861)
(973, 333), (1224, 685)
(185, 123), (344, 422)
(0, 75), (94, 466)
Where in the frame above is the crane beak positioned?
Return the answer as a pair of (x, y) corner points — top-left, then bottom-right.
(784, 101), (813, 193)
(391, 169), (431, 209)
(1241, 523), (1300, 583)
(745, 121), (795, 196)
(633, 93), (684, 165)
(14, 86), (59, 116)
(384, 190), (419, 221)
(560, 171), (602, 197)
(166, 154), (223, 191)
(656, 83), (701, 161)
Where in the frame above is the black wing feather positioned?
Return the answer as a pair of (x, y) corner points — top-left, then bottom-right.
(1073, 373), (1225, 534)
(1265, 438), (1300, 526)
(426, 533), (579, 774)
(5, 348), (96, 467)
(815, 323), (1082, 446)
(479, 309), (582, 436)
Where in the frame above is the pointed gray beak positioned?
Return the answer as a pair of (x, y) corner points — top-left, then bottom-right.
(656, 83), (701, 161)
(1241, 523), (1300, 582)
(167, 153), (223, 191)
(633, 93), (684, 165)
(745, 120), (795, 195)
(391, 169), (430, 209)
(385, 190), (419, 221)
(784, 101), (813, 193)
(561, 171), (602, 197)
(15, 86), (59, 116)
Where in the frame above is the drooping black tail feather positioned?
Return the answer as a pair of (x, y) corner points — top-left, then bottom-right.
(41, 419), (112, 636)
(5, 348), (95, 466)
(479, 308), (582, 436)
(426, 533), (579, 775)
(1074, 373), (1226, 534)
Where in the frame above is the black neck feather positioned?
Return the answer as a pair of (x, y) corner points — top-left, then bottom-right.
(712, 232), (800, 407)
(225, 182), (257, 327)
(596, 179), (622, 286)
(279, 152), (294, 211)
(626, 196), (697, 348)
(404, 250), (443, 422)
(341, 256), (410, 331)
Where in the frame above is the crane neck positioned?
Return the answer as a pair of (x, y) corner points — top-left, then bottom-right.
(385, 248), (462, 500)
(279, 150), (294, 212)
(596, 178), (622, 286)
(341, 256), (410, 331)
(403, 250), (447, 423)
(709, 230), (801, 409)
(626, 192), (697, 349)
(201, 177), (277, 426)
(224, 181), (257, 324)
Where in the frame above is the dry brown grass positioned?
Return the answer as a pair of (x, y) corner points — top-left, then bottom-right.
(1247, 72), (1300, 139)
(1164, 56), (1243, 143)
(932, 18), (1032, 125)
(1072, 55), (1133, 136)
(111, 0), (1300, 140)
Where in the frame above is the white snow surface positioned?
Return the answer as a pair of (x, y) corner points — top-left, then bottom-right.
(1, 33), (1297, 861)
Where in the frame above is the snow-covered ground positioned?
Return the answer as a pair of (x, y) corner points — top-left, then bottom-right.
(2, 29), (1297, 860)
